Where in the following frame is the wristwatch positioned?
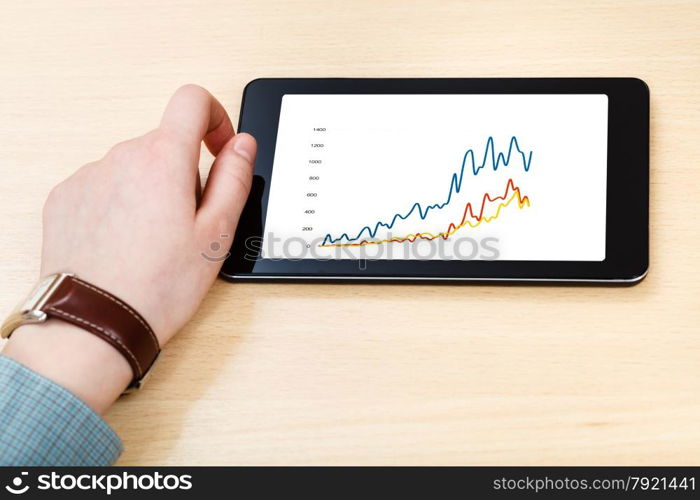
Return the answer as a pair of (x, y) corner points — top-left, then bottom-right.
(1, 273), (160, 392)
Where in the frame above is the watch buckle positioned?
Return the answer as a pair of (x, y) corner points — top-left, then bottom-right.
(123, 350), (161, 394)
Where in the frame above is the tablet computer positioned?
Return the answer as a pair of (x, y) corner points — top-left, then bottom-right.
(221, 78), (649, 284)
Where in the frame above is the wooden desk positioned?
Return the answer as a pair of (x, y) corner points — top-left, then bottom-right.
(1, 0), (698, 465)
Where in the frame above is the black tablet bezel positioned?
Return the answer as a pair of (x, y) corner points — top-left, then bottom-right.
(221, 78), (649, 284)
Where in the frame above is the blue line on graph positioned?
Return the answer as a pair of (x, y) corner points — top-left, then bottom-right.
(321, 136), (532, 245)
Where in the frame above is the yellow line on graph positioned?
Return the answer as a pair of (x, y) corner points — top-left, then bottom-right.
(319, 191), (530, 247)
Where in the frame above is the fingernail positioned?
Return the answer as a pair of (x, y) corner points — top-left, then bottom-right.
(232, 134), (255, 162)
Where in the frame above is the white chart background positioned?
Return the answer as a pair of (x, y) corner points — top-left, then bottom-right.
(263, 94), (608, 261)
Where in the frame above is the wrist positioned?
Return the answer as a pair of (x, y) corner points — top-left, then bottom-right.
(2, 321), (132, 414)
(1, 272), (161, 403)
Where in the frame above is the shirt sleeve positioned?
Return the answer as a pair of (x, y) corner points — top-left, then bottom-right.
(0, 354), (123, 466)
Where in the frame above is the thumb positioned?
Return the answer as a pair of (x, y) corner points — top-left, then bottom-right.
(196, 133), (257, 239)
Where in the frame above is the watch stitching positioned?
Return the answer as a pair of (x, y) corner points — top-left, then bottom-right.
(47, 306), (143, 377)
(72, 277), (160, 352)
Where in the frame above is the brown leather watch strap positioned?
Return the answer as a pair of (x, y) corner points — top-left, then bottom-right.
(42, 275), (160, 389)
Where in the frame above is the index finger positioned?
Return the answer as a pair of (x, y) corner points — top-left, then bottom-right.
(159, 84), (235, 156)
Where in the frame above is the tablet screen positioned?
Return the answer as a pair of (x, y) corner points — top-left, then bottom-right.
(262, 94), (608, 261)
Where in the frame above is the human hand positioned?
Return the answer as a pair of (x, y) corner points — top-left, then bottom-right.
(3, 85), (256, 411)
(39, 84), (256, 345)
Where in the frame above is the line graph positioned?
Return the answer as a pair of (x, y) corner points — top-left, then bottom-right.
(262, 94), (608, 261)
(320, 178), (530, 247)
(320, 136), (533, 246)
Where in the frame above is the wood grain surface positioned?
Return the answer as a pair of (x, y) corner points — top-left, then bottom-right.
(0, 0), (698, 464)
